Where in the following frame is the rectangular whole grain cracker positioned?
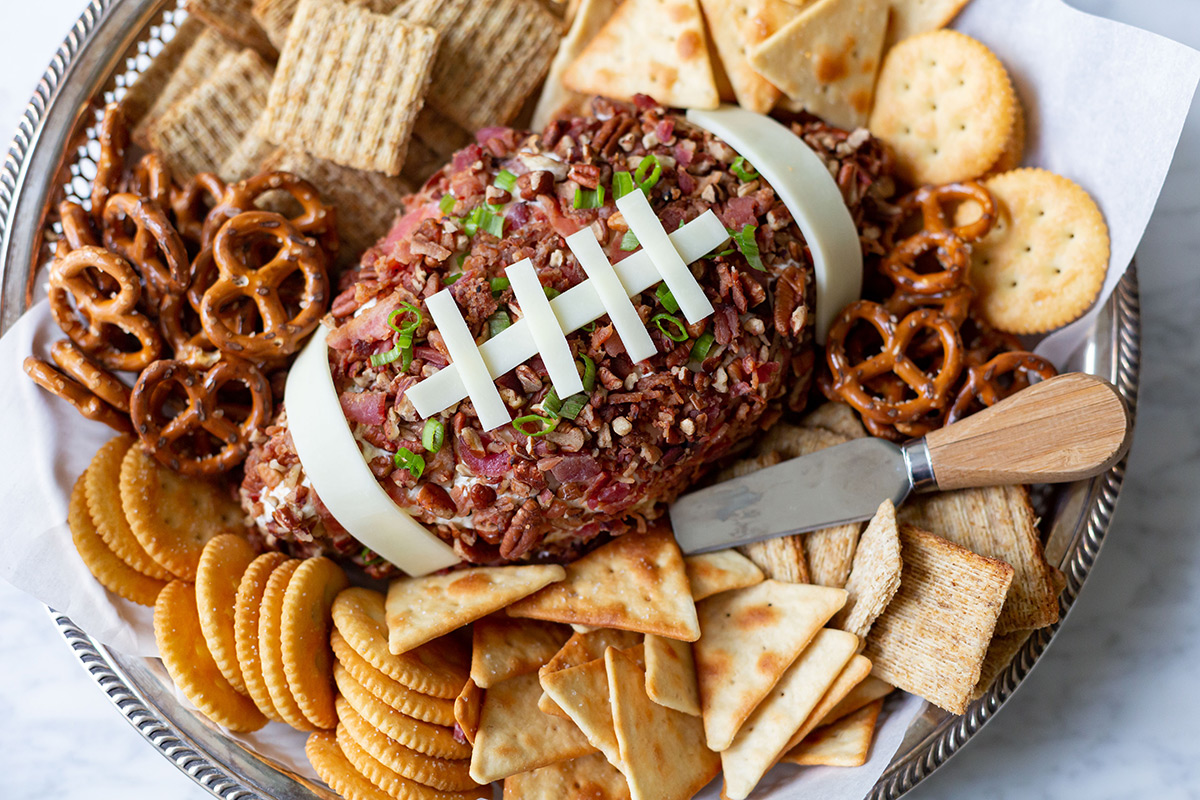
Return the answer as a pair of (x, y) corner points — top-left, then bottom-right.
(719, 628), (859, 799)
(532, 0), (619, 130)
(398, 0), (563, 132)
(563, 0), (720, 110)
(749, 0), (890, 129)
(864, 524), (1013, 714)
(219, 116), (277, 181)
(699, 0), (801, 113)
(263, 0), (439, 176)
(503, 752), (631, 800)
(833, 498), (903, 639)
(607, 647), (721, 800)
(508, 526), (700, 641)
(644, 634), (700, 716)
(187, 0), (278, 59)
(898, 484), (1062, 633)
(684, 549), (764, 601)
(132, 26), (238, 146)
(971, 628), (1031, 700)
(254, 0), (409, 50)
(471, 615), (571, 689)
(401, 107), (473, 185)
(784, 697), (882, 767)
(118, 15), (207, 126)
(694, 580), (846, 751)
(540, 644), (645, 768)
(148, 49), (274, 179)
(470, 670), (597, 784)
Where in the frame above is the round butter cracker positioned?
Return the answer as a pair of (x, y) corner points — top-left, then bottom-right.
(84, 436), (173, 581)
(69, 472), (166, 606)
(335, 724), (489, 800)
(332, 629), (458, 728)
(196, 534), (258, 694)
(234, 551), (291, 723)
(259, 557), (318, 731)
(281, 556), (350, 729)
(335, 663), (470, 760)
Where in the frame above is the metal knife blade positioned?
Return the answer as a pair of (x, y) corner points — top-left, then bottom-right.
(669, 437), (914, 554)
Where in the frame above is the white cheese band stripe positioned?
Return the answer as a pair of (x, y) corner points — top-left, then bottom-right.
(425, 291), (512, 431)
(407, 211), (729, 425)
(566, 227), (657, 363)
(617, 189), (714, 324)
(505, 258), (583, 397)
(284, 328), (459, 575)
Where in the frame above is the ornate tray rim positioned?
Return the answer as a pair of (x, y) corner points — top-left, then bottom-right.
(0, 2), (1141, 798)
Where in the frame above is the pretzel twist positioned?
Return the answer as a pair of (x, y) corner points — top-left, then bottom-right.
(130, 358), (272, 475)
(947, 351), (1057, 425)
(101, 193), (190, 300)
(22, 340), (133, 433)
(91, 104), (128, 226)
(131, 153), (173, 211)
(880, 230), (971, 295)
(894, 181), (998, 243)
(201, 211), (329, 364)
(202, 172), (338, 255)
(171, 173), (227, 246)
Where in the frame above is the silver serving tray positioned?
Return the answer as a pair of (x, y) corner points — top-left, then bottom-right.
(0, 2), (1141, 798)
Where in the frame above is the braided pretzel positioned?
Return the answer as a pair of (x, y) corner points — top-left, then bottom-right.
(202, 172), (338, 255)
(130, 153), (173, 211)
(130, 358), (272, 476)
(102, 193), (190, 300)
(947, 351), (1057, 425)
(171, 173), (227, 245)
(49, 245), (163, 372)
(91, 103), (128, 226)
(893, 181), (998, 244)
(23, 340), (133, 433)
(201, 211), (329, 364)
(825, 301), (964, 425)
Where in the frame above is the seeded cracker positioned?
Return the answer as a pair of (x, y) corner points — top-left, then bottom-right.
(196, 534), (258, 693)
(263, 0), (438, 176)
(749, 0), (890, 129)
(335, 663), (469, 759)
(148, 48), (275, 179)
(455, 678), (482, 746)
(503, 752), (631, 800)
(155, 580), (268, 731)
(563, 0), (720, 110)
(399, 0), (562, 132)
(886, 0), (973, 47)
(259, 558), (318, 730)
(119, 15), (207, 126)
(834, 499), (903, 639)
(644, 634), (701, 716)
(869, 29), (1015, 185)
(532, 0), (620, 130)
(119, 444), (246, 582)
(683, 549), (764, 602)
(784, 697), (882, 767)
(864, 524), (1013, 714)
(234, 552), (291, 722)
(281, 556), (350, 728)
(332, 628), (458, 727)
(699, 0), (800, 113)
(132, 27), (238, 146)
(68, 473), (166, 606)
(960, 168), (1109, 334)
(84, 436), (174, 580)
(471, 615), (571, 689)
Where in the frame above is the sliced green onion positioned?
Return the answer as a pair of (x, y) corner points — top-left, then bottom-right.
(513, 413), (558, 437)
(456, 253), (467, 268)
(653, 312), (688, 342)
(369, 346), (403, 367)
(578, 354), (596, 392)
(359, 547), (385, 567)
(573, 184), (606, 210)
(729, 224), (765, 271)
(543, 286), (560, 300)
(444, 272), (462, 285)
(655, 284), (679, 314)
(689, 331), (715, 363)
(612, 171), (636, 199)
(439, 193), (456, 215)
(730, 156), (759, 182)
(393, 447), (425, 480)
(542, 388), (563, 418)
(488, 310), (511, 338)
(494, 169), (518, 192)
(465, 203), (505, 238)
(422, 419), (444, 454)
(713, 247), (735, 257)
(369, 303), (422, 367)
(490, 276), (510, 294)
(620, 230), (640, 251)
(582, 321), (596, 333)
(559, 393), (588, 420)
(634, 155), (662, 193)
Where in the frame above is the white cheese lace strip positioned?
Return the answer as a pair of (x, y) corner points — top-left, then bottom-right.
(505, 258), (583, 397)
(425, 290), (512, 431)
(617, 189), (714, 324)
(566, 227), (657, 363)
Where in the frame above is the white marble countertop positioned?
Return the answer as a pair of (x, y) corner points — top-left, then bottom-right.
(1, 1), (1198, 798)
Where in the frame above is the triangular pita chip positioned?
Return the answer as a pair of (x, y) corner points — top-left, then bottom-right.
(694, 580), (846, 751)
(887, 0), (973, 48)
(503, 752), (632, 800)
(644, 634), (701, 716)
(469, 671), (597, 784)
(780, 652), (872, 753)
(834, 499), (903, 638)
(455, 678), (483, 745)
(387, 564), (565, 654)
(539, 628), (644, 718)
(784, 697), (882, 766)
(685, 549), (765, 601)
(819, 673), (892, 728)
(720, 629), (859, 799)
(471, 615), (571, 688)
(563, 0), (720, 109)
(541, 644), (645, 768)
(699, 0), (801, 112)
(508, 528), (700, 641)
(749, 0), (890, 128)
(607, 647), (721, 800)
(533, 0), (621, 129)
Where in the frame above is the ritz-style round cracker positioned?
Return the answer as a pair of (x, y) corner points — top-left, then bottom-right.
(307, 730), (395, 800)
(235, 552), (292, 723)
(986, 91), (1026, 177)
(337, 697), (481, 793)
(69, 473), (166, 606)
(84, 436), (174, 581)
(281, 556), (350, 729)
(335, 663), (470, 760)
(154, 580), (267, 732)
(259, 558), (319, 730)
(119, 444), (247, 581)
(331, 726), (490, 800)
(196, 534), (258, 693)
(332, 629), (458, 728)
(962, 168), (1109, 334)
(332, 587), (470, 700)
(869, 29), (1015, 185)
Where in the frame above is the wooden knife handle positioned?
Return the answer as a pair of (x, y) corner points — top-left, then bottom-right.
(924, 372), (1131, 490)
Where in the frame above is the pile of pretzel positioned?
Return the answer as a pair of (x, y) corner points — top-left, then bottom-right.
(24, 104), (337, 476)
(822, 181), (1057, 441)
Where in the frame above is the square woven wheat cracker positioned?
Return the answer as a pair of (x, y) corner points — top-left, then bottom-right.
(132, 27), (238, 146)
(219, 116), (278, 181)
(398, 0), (562, 131)
(971, 628), (1031, 700)
(864, 524), (1013, 714)
(188, 0), (278, 59)
(148, 49), (275, 179)
(263, 0), (439, 176)
(118, 15), (207, 126)
(898, 484), (1061, 634)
